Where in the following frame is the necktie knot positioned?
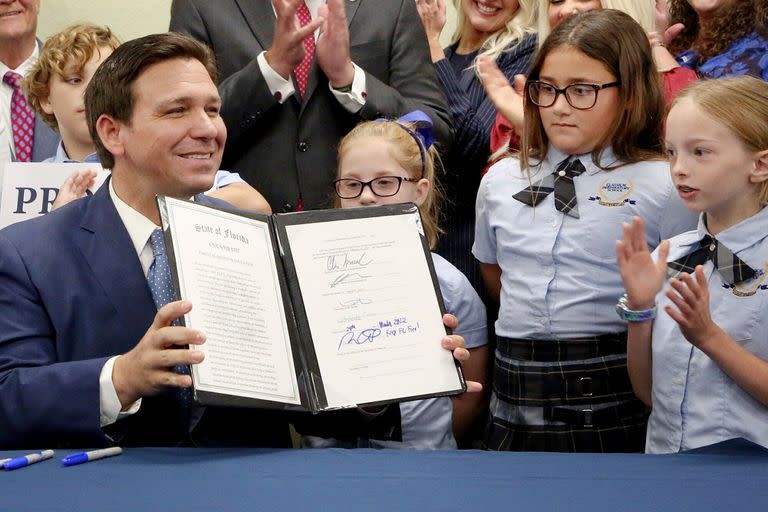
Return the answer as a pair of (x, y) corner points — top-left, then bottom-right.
(149, 228), (166, 257)
(3, 71), (23, 89)
(668, 235), (757, 285)
(512, 157), (585, 218)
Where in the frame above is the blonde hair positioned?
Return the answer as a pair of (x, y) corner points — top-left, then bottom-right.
(521, 10), (665, 172)
(23, 23), (121, 131)
(672, 77), (768, 205)
(536, 0), (655, 46)
(452, 0), (537, 71)
(337, 120), (444, 249)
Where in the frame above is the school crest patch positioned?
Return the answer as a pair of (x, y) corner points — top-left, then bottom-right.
(588, 179), (636, 207)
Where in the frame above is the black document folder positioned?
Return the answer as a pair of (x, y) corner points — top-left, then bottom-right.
(157, 197), (466, 413)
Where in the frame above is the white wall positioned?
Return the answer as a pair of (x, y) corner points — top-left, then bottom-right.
(38, 0), (457, 46)
(38, 0), (173, 41)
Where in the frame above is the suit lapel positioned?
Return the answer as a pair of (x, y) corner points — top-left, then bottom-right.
(299, 0), (362, 113)
(234, 0), (276, 53)
(76, 182), (156, 342)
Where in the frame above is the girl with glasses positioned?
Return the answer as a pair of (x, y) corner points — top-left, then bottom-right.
(304, 113), (489, 449)
(473, 10), (697, 452)
(483, 0), (698, 158)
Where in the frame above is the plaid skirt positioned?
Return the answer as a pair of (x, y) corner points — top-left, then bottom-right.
(484, 334), (648, 453)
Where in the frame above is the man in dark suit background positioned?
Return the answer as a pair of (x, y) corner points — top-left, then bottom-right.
(170, 0), (453, 212)
(0, 32), (290, 449)
(0, 0), (58, 162)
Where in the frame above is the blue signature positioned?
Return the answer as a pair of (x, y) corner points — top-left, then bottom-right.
(337, 326), (382, 350)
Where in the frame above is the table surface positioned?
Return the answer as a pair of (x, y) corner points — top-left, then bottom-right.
(1, 439), (766, 511)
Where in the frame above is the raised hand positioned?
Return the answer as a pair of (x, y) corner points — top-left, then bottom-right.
(665, 266), (720, 348)
(111, 301), (206, 408)
(616, 216), (670, 309)
(654, 0), (685, 45)
(52, 168), (98, 211)
(478, 56), (526, 132)
(316, 0), (354, 87)
(415, 0), (447, 42)
(266, 0), (325, 80)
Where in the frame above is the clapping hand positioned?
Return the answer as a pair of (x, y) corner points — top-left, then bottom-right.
(616, 216), (670, 310)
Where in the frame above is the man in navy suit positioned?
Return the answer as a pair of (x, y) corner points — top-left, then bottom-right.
(0, 0), (58, 162)
(0, 33), (292, 449)
(0, 32), (474, 449)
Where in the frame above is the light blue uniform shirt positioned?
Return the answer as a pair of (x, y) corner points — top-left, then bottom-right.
(306, 253), (488, 450)
(474, 146), (697, 339)
(43, 141), (100, 163)
(647, 208), (768, 453)
(43, 141), (246, 190)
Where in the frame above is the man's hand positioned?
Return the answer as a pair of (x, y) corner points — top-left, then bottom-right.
(316, 0), (354, 87)
(265, 0), (325, 80)
(112, 301), (206, 408)
(442, 313), (483, 393)
(52, 169), (98, 211)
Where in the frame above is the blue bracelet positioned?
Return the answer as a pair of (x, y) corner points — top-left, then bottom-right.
(615, 294), (657, 322)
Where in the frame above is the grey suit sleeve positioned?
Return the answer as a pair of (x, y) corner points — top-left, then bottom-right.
(170, 0), (281, 149)
(357, 0), (453, 149)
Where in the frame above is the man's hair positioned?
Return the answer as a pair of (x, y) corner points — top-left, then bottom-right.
(84, 32), (218, 169)
(672, 76), (768, 205)
(521, 9), (665, 173)
(22, 23), (121, 131)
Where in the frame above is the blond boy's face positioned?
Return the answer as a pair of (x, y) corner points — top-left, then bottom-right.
(41, 46), (113, 157)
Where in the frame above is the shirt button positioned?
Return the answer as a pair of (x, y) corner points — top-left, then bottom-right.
(539, 318), (547, 326)
(558, 170), (566, 177)
(552, 219), (558, 228)
(709, 243), (716, 251)
(298, 141), (309, 152)
(281, 202), (293, 213)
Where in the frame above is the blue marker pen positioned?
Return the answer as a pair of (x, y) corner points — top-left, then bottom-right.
(61, 447), (123, 467)
(2, 450), (55, 471)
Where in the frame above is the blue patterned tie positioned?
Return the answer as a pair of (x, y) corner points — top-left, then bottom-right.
(147, 228), (176, 310)
(147, 228), (193, 427)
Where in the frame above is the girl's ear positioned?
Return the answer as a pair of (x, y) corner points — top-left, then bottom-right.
(750, 149), (768, 185)
(413, 178), (431, 207)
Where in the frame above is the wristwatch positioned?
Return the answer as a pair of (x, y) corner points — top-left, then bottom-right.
(332, 82), (354, 93)
(615, 294), (657, 322)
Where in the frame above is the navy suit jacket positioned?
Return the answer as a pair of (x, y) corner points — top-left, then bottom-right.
(0, 183), (290, 449)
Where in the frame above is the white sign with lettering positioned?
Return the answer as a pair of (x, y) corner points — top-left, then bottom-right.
(0, 162), (109, 228)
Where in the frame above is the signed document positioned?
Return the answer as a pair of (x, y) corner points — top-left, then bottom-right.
(158, 197), (465, 412)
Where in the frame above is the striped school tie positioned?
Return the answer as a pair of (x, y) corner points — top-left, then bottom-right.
(512, 158), (586, 218)
(667, 235), (757, 285)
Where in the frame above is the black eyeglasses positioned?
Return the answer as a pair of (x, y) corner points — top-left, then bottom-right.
(333, 176), (419, 199)
(527, 80), (621, 110)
